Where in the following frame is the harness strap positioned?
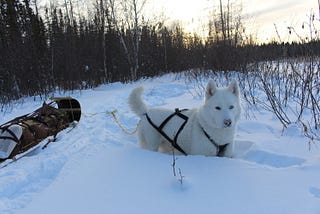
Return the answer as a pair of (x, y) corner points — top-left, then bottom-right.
(19, 121), (35, 133)
(202, 128), (228, 157)
(145, 108), (228, 157)
(145, 108), (188, 156)
(0, 136), (18, 142)
(0, 126), (20, 143)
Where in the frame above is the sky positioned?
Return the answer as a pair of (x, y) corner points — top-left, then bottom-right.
(145, 0), (320, 42)
(38, 0), (320, 43)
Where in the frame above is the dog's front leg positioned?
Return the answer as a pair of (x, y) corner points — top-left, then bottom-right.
(222, 143), (234, 158)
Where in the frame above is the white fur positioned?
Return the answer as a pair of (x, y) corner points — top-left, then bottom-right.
(128, 79), (241, 157)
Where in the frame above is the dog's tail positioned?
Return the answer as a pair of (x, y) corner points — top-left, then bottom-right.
(128, 87), (148, 116)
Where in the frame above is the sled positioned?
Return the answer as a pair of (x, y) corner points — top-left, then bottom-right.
(51, 97), (81, 122)
(0, 97), (81, 163)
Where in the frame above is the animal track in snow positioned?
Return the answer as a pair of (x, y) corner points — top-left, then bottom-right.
(309, 187), (320, 199)
(234, 140), (305, 168)
(243, 150), (305, 168)
(233, 140), (254, 158)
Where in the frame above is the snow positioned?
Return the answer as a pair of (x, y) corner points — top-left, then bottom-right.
(0, 73), (320, 214)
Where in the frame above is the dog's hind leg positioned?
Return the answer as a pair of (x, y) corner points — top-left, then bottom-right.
(158, 140), (174, 154)
(137, 127), (161, 152)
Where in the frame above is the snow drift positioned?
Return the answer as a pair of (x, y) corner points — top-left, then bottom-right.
(0, 73), (319, 214)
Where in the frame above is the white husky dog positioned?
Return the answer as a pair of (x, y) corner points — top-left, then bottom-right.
(128, 79), (241, 157)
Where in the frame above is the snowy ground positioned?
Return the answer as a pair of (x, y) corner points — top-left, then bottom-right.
(0, 73), (320, 214)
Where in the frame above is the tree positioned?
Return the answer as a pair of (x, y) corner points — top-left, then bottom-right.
(107, 0), (147, 80)
(206, 0), (245, 70)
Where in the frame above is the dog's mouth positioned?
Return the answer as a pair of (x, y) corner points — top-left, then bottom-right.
(222, 123), (234, 129)
(222, 125), (232, 129)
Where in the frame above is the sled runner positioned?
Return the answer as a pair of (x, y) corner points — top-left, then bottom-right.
(0, 97), (81, 163)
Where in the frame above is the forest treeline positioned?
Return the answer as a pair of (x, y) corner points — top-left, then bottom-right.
(0, 0), (319, 104)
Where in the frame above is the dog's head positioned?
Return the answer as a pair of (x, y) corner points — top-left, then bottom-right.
(201, 79), (241, 129)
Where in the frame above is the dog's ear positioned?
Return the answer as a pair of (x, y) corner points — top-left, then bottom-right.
(205, 79), (217, 100)
(228, 79), (240, 97)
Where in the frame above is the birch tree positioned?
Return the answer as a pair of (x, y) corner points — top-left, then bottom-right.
(209, 0), (244, 46)
(108, 0), (147, 80)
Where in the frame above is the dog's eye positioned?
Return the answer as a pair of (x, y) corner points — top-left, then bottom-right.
(229, 105), (234, 109)
(215, 106), (221, 110)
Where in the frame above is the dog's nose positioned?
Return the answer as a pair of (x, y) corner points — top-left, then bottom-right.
(224, 119), (232, 127)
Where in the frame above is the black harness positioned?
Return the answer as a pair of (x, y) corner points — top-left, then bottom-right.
(146, 108), (189, 155)
(145, 108), (228, 156)
(201, 127), (228, 157)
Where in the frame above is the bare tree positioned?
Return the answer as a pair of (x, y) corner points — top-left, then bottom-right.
(108, 0), (147, 80)
(33, 0), (39, 17)
(95, 0), (108, 80)
(209, 0), (244, 46)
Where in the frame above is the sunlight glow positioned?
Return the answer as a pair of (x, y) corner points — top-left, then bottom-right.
(146, 0), (320, 42)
